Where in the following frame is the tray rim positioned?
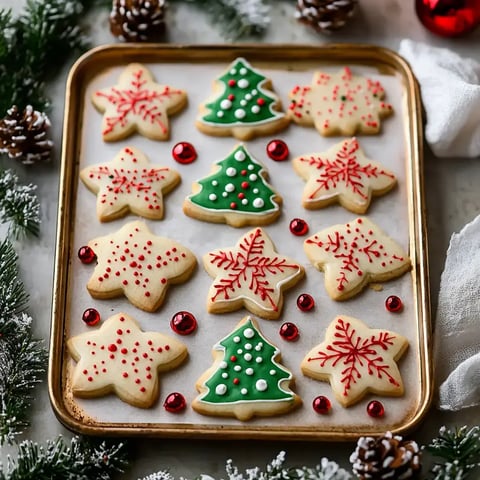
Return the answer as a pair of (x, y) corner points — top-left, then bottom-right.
(48, 43), (432, 441)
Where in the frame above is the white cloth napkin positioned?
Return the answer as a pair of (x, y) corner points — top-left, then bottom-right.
(398, 39), (480, 158)
(433, 214), (480, 410)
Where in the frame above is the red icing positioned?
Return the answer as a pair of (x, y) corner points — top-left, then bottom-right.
(266, 139), (289, 161)
(170, 311), (197, 335)
(82, 308), (101, 326)
(312, 395), (331, 414)
(163, 392), (187, 413)
(289, 218), (309, 236)
(367, 400), (385, 418)
(279, 322), (299, 341)
(78, 246), (96, 264)
(172, 142), (197, 164)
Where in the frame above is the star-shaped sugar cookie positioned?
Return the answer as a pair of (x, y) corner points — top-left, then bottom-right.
(301, 315), (408, 407)
(204, 228), (304, 319)
(92, 63), (187, 141)
(80, 146), (180, 222)
(304, 217), (411, 300)
(288, 67), (393, 136)
(293, 138), (396, 213)
(67, 313), (188, 408)
(86, 221), (197, 312)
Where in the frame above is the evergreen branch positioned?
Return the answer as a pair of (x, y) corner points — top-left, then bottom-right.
(4, 436), (129, 479)
(0, 169), (40, 238)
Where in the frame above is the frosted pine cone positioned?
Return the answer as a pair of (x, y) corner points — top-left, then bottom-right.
(109, 0), (166, 42)
(350, 431), (422, 479)
(0, 105), (53, 165)
(295, 0), (358, 34)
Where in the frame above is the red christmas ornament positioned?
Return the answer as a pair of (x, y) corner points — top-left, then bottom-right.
(312, 395), (331, 414)
(297, 293), (315, 312)
(266, 139), (289, 161)
(170, 311), (197, 335)
(82, 308), (101, 326)
(385, 295), (403, 313)
(78, 245), (96, 264)
(279, 322), (299, 341)
(289, 218), (309, 236)
(415, 0), (480, 37)
(172, 142), (197, 164)
(163, 392), (187, 413)
(367, 400), (385, 418)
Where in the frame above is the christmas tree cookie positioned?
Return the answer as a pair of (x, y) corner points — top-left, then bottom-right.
(80, 146), (180, 222)
(183, 144), (282, 227)
(92, 63), (187, 141)
(288, 66), (393, 136)
(192, 316), (301, 421)
(301, 315), (408, 407)
(86, 221), (197, 312)
(293, 137), (396, 213)
(196, 58), (289, 140)
(67, 312), (188, 408)
(204, 228), (304, 320)
(304, 217), (411, 301)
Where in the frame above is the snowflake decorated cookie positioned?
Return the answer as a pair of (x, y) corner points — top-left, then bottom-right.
(304, 217), (411, 301)
(183, 144), (282, 227)
(92, 63), (187, 141)
(192, 316), (301, 421)
(301, 315), (408, 407)
(293, 137), (396, 213)
(86, 221), (197, 312)
(196, 58), (289, 140)
(288, 67), (393, 136)
(204, 227), (304, 320)
(80, 146), (180, 222)
(67, 312), (188, 408)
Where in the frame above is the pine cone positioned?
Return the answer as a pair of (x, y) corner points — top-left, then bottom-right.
(350, 431), (422, 479)
(0, 106), (53, 165)
(295, 0), (358, 34)
(109, 0), (166, 42)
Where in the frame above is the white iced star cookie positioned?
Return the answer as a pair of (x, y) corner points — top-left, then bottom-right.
(92, 63), (187, 141)
(204, 228), (304, 319)
(80, 146), (180, 222)
(304, 217), (411, 301)
(86, 221), (197, 312)
(301, 315), (408, 407)
(67, 312), (188, 408)
(293, 138), (396, 213)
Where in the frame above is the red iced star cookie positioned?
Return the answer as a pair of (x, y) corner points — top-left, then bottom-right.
(92, 63), (187, 141)
(293, 137), (396, 213)
(301, 315), (408, 407)
(86, 221), (197, 312)
(67, 312), (188, 408)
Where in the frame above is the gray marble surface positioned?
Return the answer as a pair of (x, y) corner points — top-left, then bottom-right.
(1, 0), (480, 477)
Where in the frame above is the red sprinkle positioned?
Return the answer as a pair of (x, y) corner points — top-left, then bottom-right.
(170, 311), (197, 335)
(289, 218), (309, 236)
(367, 400), (385, 418)
(385, 295), (403, 313)
(82, 308), (101, 326)
(312, 395), (331, 414)
(172, 142), (197, 164)
(163, 392), (187, 413)
(297, 293), (315, 312)
(279, 322), (299, 341)
(266, 139), (289, 161)
(78, 245), (96, 264)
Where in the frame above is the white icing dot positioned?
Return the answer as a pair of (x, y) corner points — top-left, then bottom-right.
(253, 198), (265, 208)
(269, 369), (276, 375)
(225, 183), (235, 193)
(217, 111), (224, 118)
(246, 367), (254, 375)
(222, 372), (228, 379)
(233, 335), (241, 343)
(249, 173), (258, 181)
(241, 388), (248, 395)
(208, 193), (217, 201)
(220, 99), (232, 110)
(234, 108), (246, 119)
(251, 89), (258, 95)
(222, 192), (228, 198)
(234, 150), (246, 161)
(253, 188), (259, 194)
(248, 164), (255, 171)
(256, 379), (268, 392)
(230, 68), (237, 75)
(237, 348), (243, 354)
(251, 105), (260, 114)
(226, 167), (237, 177)
(238, 78), (249, 89)
(234, 365), (242, 372)
(220, 361), (228, 369)
(244, 353), (252, 361)
(256, 357), (263, 363)
(240, 99), (247, 107)
(244, 343), (252, 350)
(212, 180), (218, 186)
(245, 93), (252, 100)
(216, 384), (227, 395)
(255, 343), (263, 351)
(243, 328), (254, 339)
(239, 67), (247, 75)
(242, 199), (248, 205)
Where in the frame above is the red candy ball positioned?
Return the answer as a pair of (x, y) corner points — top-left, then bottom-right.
(170, 311), (197, 335)
(385, 295), (403, 313)
(313, 395), (331, 414)
(279, 322), (299, 341)
(266, 139), (289, 161)
(367, 400), (385, 418)
(289, 218), (309, 236)
(82, 308), (101, 326)
(297, 293), (315, 312)
(163, 392), (187, 413)
(172, 142), (197, 164)
(78, 245), (96, 264)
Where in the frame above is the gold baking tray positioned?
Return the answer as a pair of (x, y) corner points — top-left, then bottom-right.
(49, 44), (432, 440)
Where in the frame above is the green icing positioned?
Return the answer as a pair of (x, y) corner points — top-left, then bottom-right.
(200, 58), (285, 127)
(188, 145), (279, 215)
(200, 318), (294, 405)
